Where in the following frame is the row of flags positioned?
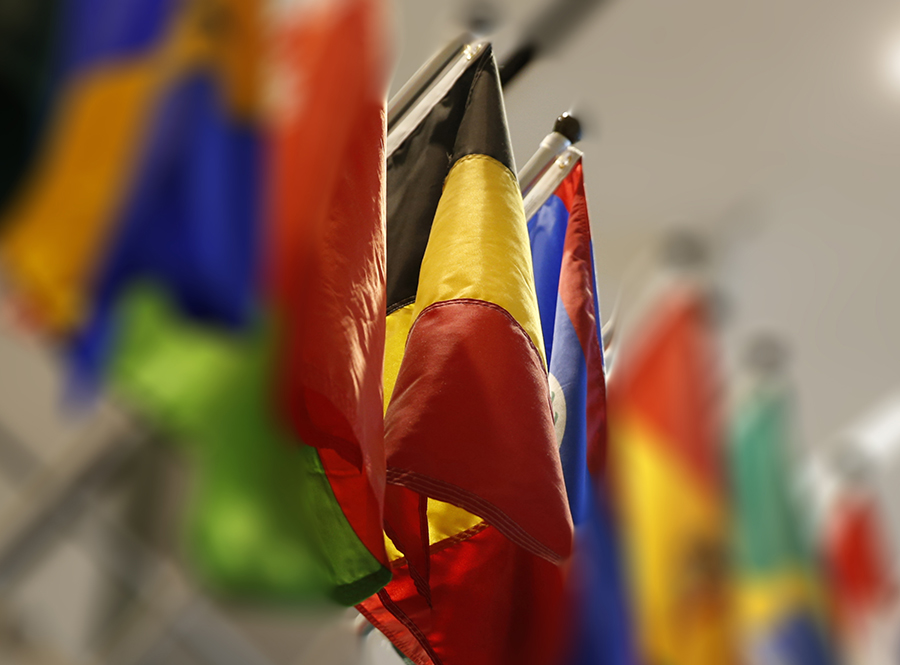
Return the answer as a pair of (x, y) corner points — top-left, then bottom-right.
(0, 1), (893, 663)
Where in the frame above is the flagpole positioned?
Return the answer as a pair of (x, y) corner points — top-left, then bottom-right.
(522, 144), (583, 222)
(518, 112), (582, 195)
(392, 0), (611, 126)
(498, 0), (611, 87)
(386, 39), (489, 157)
(387, 32), (473, 130)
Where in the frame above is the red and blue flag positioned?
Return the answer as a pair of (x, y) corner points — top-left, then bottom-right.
(527, 156), (637, 665)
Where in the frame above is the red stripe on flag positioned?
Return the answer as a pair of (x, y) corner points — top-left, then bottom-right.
(610, 290), (723, 492)
(318, 447), (389, 567)
(384, 484), (433, 605)
(554, 162), (608, 474)
(358, 525), (567, 665)
(267, 0), (388, 566)
(553, 164), (578, 214)
(384, 298), (573, 564)
(826, 495), (896, 630)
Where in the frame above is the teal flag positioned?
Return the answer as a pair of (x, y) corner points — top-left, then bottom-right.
(729, 377), (837, 665)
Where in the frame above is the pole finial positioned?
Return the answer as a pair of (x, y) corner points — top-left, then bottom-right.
(553, 112), (582, 143)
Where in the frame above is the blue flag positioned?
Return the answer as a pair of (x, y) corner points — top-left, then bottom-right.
(527, 156), (637, 665)
(66, 0), (264, 391)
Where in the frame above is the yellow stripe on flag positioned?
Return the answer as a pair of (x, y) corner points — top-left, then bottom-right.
(413, 153), (546, 367)
(613, 414), (734, 665)
(382, 153), (546, 563)
(383, 303), (416, 411)
(0, 62), (159, 331)
(736, 571), (829, 633)
(0, 0), (261, 332)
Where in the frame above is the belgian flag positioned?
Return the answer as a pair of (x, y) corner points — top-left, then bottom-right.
(357, 45), (573, 665)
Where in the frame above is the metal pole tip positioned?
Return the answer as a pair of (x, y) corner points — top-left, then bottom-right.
(553, 112), (582, 143)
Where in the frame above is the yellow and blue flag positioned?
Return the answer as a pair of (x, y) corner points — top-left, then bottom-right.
(1, 0), (263, 391)
(67, 0), (263, 390)
(1, 0), (393, 607)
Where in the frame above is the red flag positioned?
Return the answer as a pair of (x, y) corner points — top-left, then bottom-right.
(267, 0), (389, 567)
(825, 493), (895, 634)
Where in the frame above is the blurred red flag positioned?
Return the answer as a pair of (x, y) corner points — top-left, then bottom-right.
(825, 493), (895, 634)
(267, 0), (390, 568)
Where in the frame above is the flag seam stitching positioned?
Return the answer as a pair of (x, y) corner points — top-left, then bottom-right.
(445, 152), (518, 193)
(409, 298), (546, 382)
(387, 467), (563, 564)
(375, 588), (445, 665)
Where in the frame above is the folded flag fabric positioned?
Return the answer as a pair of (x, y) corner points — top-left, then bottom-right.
(608, 282), (736, 665)
(267, 0), (390, 578)
(824, 489), (895, 638)
(527, 155), (637, 665)
(729, 375), (837, 665)
(117, 0), (391, 604)
(358, 45), (573, 665)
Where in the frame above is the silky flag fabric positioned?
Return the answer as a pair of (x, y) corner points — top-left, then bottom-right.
(67, 0), (265, 390)
(1, 0), (261, 341)
(267, 0), (390, 574)
(729, 380), (837, 665)
(527, 159), (637, 665)
(112, 0), (391, 604)
(0, 0), (394, 605)
(608, 284), (736, 665)
(111, 287), (390, 605)
(358, 46), (573, 665)
(824, 492), (895, 638)
(527, 159), (607, 508)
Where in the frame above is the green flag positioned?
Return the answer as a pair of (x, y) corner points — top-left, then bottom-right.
(729, 374), (836, 664)
(111, 287), (389, 606)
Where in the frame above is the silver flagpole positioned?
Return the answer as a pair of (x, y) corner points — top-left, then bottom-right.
(386, 37), (488, 157)
(518, 112), (582, 196)
(387, 32), (474, 131)
(522, 143), (583, 222)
